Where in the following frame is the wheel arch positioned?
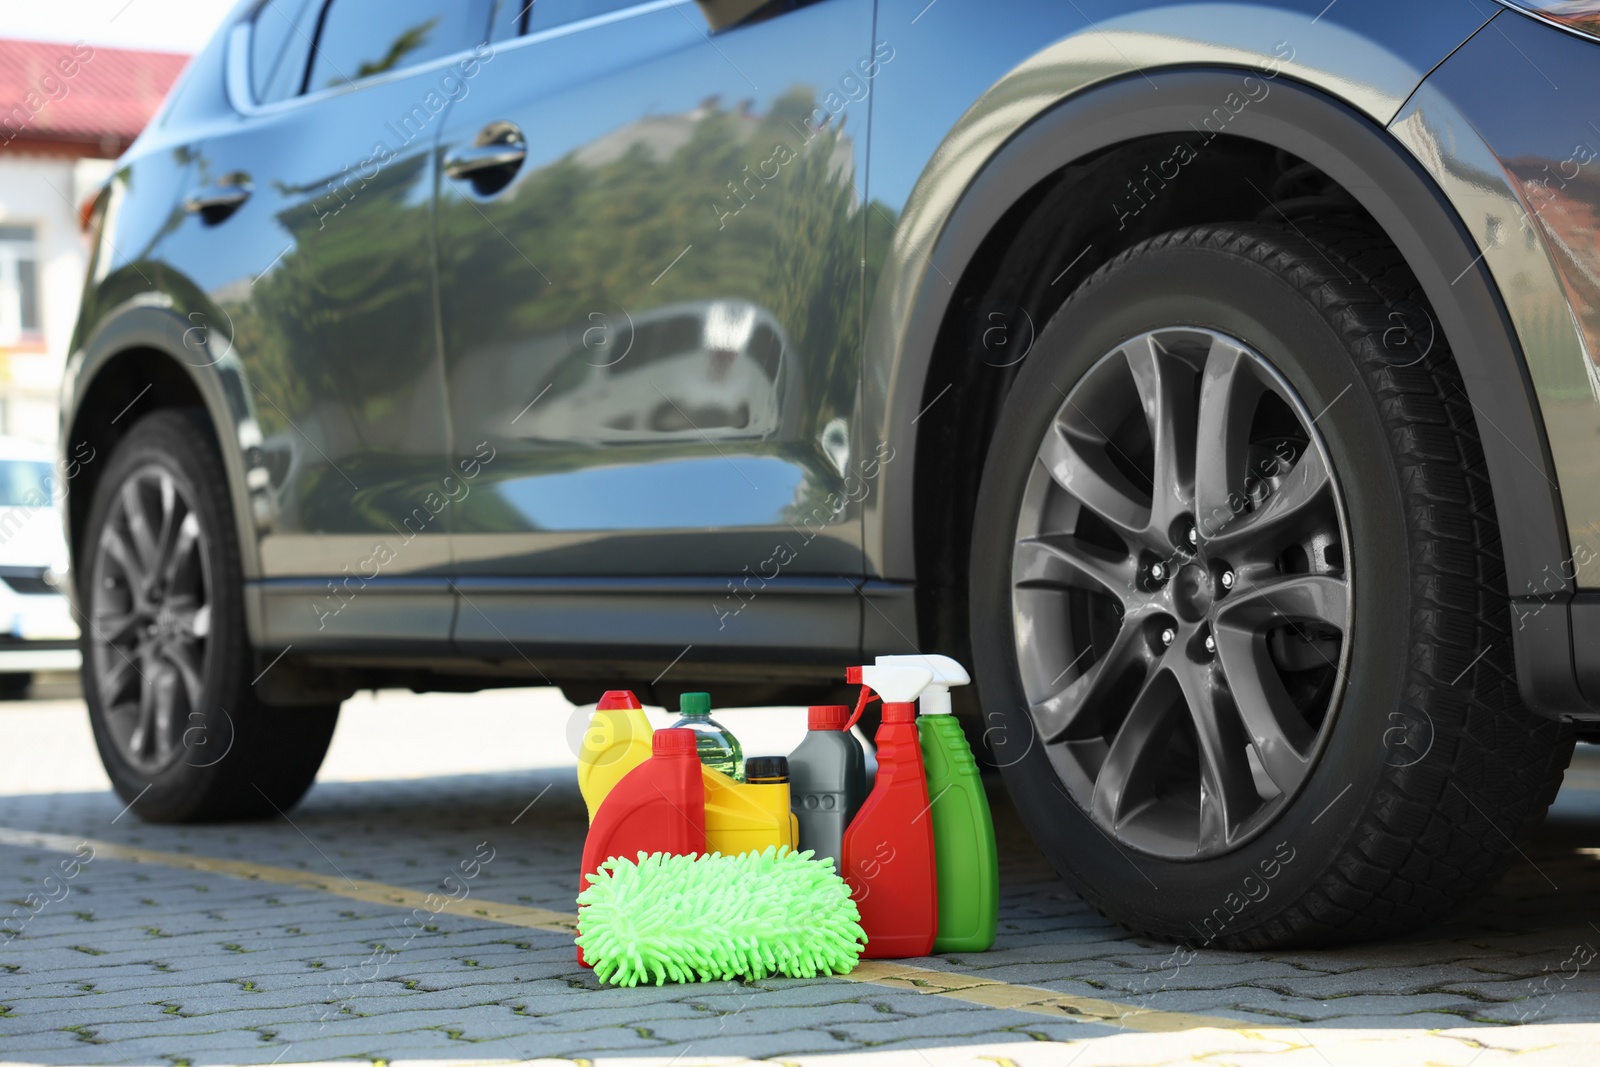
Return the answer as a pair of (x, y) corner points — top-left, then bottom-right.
(863, 68), (1584, 717)
(63, 302), (263, 618)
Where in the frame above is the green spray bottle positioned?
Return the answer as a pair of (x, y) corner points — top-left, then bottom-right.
(877, 654), (998, 952)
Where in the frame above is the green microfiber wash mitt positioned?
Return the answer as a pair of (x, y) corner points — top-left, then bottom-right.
(576, 846), (867, 986)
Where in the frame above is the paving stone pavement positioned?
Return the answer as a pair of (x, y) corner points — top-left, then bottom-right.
(1, 687), (1598, 1065)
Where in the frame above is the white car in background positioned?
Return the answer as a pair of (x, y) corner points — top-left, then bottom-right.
(0, 437), (79, 697)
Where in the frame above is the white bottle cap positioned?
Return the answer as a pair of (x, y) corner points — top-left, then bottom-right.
(919, 687), (954, 716)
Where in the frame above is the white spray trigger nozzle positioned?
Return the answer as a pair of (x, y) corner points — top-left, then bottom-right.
(875, 654), (969, 687)
(875, 654), (969, 715)
(857, 664), (934, 705)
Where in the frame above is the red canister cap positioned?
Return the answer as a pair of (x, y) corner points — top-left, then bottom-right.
(808, 704), (851, 730)
(652, 727), (698, 756)
(597, 690), (642, 710)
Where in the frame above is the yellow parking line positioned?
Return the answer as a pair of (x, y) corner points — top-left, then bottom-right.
(839, 961), (1246, 1032)
(0, 826), (578, 935)
(0, 824), (1245, 1034)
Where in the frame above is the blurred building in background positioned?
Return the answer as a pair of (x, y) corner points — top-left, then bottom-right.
(0, 38), (186, 445)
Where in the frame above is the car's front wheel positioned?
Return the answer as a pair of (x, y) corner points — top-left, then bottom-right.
(81, 409), (339, 823)
(971, 223), (1573, 947)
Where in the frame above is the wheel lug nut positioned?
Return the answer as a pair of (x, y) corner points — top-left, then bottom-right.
(1204, 634), (1216, 653)
(1149, 562), (1165, 581)
(1187, 526), (1198, 546)
(1221, 570), (1235, 590)
(1160, 627), (1176, 647)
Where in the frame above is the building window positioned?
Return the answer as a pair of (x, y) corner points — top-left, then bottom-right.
(0, 224), (42, 344)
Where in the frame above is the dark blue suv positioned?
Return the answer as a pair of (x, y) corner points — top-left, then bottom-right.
(63, 0), (1600, 946)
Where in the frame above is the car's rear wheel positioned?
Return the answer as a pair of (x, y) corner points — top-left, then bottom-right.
(81, 409), (339, 823)
(971, 223), (1574, 946)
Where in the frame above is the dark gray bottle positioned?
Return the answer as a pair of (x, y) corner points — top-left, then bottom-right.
(788, 704), (867, 872)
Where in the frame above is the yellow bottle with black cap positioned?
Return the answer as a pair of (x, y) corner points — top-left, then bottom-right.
(704, 756), (797, 856)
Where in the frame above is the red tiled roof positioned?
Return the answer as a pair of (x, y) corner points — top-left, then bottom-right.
(0, 38), (188, 151)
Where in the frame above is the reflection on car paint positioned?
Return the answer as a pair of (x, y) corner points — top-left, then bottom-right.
(492, 455), (806, 531)
(1391, 12), (1600, 584)
(510, 300), (790, 443)
(434, 4), (872, 570)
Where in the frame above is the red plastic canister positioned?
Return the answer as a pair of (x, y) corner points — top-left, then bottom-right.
(577, 727), (706, 964)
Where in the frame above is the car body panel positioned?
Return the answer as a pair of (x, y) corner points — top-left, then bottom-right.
(162, 66), (459, 577)
(430, 0), (874, 667)
(131, 12), (496, 650)
(1392, 11), (1600, 589)
(434, 1), (870, 585)
(55, 0), (1600, 713)
(860, 0), (1494, 585)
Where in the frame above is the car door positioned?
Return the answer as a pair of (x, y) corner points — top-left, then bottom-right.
(162, 0), (492, 650)
(435, 0), (879, 666)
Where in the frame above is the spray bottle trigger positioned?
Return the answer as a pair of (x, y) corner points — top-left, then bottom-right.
(843, 685), (879, 733)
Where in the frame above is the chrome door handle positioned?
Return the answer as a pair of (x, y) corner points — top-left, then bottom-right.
(444, 141), (527, 179)
(185, 186), (251, 211)
(184, 177), (252, 222)
(444, 122), (527, 194)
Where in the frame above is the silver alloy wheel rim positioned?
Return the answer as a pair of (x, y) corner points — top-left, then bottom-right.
(90, 465), (213, 775)
(1012, 327), (1352, 859)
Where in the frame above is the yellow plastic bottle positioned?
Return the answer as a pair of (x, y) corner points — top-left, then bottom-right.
(576, 691), (655, 823)
(705, 757), (797, 856)
(749, 756), (802, 849)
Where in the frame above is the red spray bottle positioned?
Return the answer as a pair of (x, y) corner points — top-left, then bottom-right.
(577, 726), (706, 964)
(840, 663), (938, 958)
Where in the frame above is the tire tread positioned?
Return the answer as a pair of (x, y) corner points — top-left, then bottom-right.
(1054, 223), (1573, 947)
(81, 408), (338, 823)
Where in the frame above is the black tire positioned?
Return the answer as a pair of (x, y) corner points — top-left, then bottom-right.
(971, 223), (1574, 947)
(0, 673), (32, 700)
(81, 409), (339, 823)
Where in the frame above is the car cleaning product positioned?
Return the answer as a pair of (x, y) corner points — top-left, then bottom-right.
(670, 691), (745, 781)
(577, 725), (707, 967)
(703, 756), (797, 857)
(576, 847), (866, 986)
(574, 696), (799, 857)
(839, 663), (938, 959)
(576, 690), (654, 822)
(877, 655), (998, 953)
(580, 727), (706, 885)
(789, 704), (867, 872)
(744, 756), (788, 784)
(746, 756), (801, 850)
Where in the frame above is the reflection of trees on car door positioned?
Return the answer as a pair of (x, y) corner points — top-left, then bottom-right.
(162, 0), (490, 646)
(435, 1), (878, 582)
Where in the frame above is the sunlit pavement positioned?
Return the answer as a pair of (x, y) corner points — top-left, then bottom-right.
(1, 683), (1598, 1066)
